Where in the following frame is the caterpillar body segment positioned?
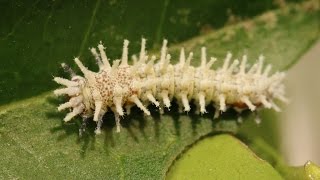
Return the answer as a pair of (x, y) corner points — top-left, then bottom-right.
(54, 39), (286, 134)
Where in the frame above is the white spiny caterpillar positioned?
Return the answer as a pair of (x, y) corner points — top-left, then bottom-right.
(53, 38), (287, 134)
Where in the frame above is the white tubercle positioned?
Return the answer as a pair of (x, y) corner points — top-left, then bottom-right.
(121, 40), (129, 66)
(98, 42), (111, 69)
(54, 38), (287, 134)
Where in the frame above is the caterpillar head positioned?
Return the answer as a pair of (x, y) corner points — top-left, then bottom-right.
(53, 63), (93, 122)
(71, 75), (86, 86)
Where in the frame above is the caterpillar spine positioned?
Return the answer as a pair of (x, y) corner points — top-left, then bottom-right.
(54, 38), (287, 134)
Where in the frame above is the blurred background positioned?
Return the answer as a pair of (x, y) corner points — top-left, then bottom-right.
(282, 40), (320, 165)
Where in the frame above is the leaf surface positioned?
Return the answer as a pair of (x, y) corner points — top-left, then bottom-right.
(166, 135), (283, 180)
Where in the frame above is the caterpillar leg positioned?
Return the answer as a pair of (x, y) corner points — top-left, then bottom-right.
(198, 93), (207, 114)
(93, 101), (106, 134)
(214, 107), (220, 119)
(115, 112), (121, 133)
(94, 114), (105, 135)
(60, 63), (76, 77)
(234, 108), (244, 124)
(125, 104), (134, 115)
(194, 103), (200, 115)
(79, 117), (88, 137)
(161, 91), (171, 110)
(219, 94), (227, 112)
(181, 94), (191, 112)
(254, 111), (262, 125)
(93, 101), (103, 121)
(95, 119), (103, 135)
(159, 104), (165, 114)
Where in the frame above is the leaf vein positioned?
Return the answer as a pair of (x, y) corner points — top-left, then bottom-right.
(78, 0), (101, 56)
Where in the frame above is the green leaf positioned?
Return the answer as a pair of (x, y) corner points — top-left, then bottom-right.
(166, 135), (283, 180)
(238, 133), (320, 179)
(0, 1), (319, 179)
(0, 93), (238, 179)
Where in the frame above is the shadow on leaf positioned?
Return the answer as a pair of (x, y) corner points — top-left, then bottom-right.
(45, 96), (244, 157)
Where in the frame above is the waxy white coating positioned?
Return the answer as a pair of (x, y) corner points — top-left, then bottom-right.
(54, 39), (287, 134)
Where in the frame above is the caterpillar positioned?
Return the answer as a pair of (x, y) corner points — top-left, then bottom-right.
(53, 38), (287, 134)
